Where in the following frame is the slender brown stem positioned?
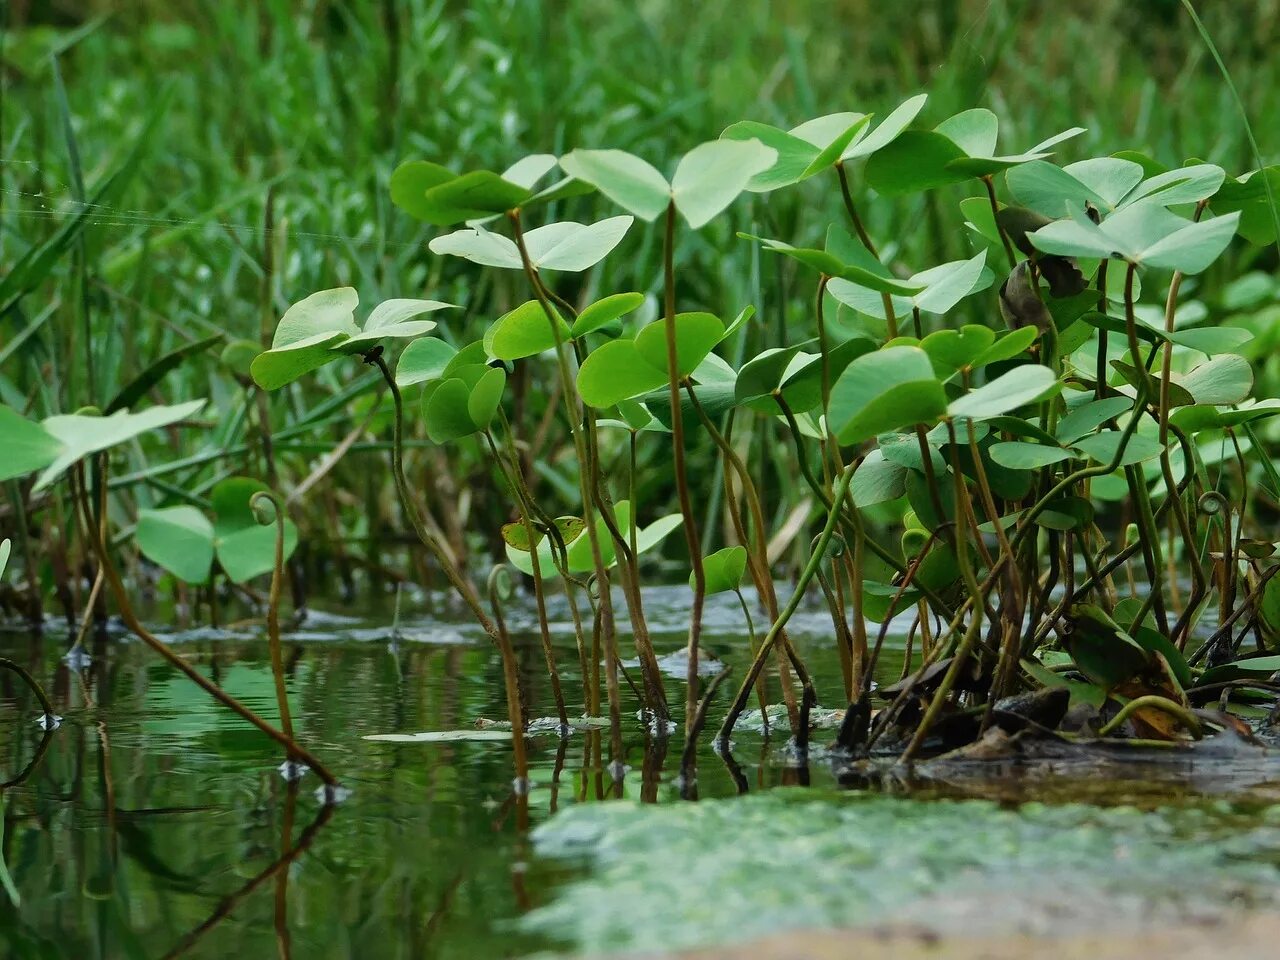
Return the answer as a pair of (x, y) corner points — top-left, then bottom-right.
(251, 491), (295, 746)
(661, 202), (707, 774)
(82, 473), (338, 786)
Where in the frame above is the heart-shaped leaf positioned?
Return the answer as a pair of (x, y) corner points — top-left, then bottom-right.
(989, 441), (1072, 470)
(0, 405), (64, 483)
(669, 139), (777, 228)
(571, 292), (646, 338)
(342, 299), (452, 350)
(694, 545), (748, 595)
(396, 338), (459, 387)
(722, 113), (869, 191)
(136, 506), (215, 584)
(633, 312), (725, 377)
(576, 340), (669, 409)
(390, 162), (532, 226)
(210, 477), (298, 583)
(558, 149), (671, 221)
(948, 365), (1059, 420)
(828, 251), (990, 318)
(851, 450), (908, 506)
(1030, 202), (1240, 274)
(485, 301), (571, 361)
(522, 216), (634, 271)
(36, 400), (206, 492)
(829, 346), (947, 445)
(840, 93), (929, 161)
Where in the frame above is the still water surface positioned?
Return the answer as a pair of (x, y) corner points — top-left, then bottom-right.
(2, 586), (1278, 958)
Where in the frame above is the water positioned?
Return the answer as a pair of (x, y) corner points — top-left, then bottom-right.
(1, 586), (1277, 958)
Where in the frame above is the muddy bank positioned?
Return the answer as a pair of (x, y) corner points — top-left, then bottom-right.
(644, 912), (1280, 960)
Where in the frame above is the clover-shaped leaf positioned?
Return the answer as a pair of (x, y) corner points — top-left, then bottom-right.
(867, 109), (1084, 195)
(828, 250), (991, 319)
(828, 346), (947, 445)
(36, 400), (207, 492)
(741, 230), (925, 294)
(721, 113), (871, 192)
(1031, 202), (1240, 275)
(428, 215), (634, 272)
(252, 288), (455, 390)
(136, 477), (299, 584)
(422, 364), (508, 443)
(948, 365), (1059, 420)
(693, 545), (748, 595)
(1212, 166), (1280, 246)
(577, 311), (742, 409)
(484, 301), (572, 361)
(505, 500), (681, 576)
(559, 139), (777, 228)
(390, 154), (583, 227)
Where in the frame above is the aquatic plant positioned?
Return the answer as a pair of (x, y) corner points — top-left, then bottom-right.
(4, 83), (1280, 786)
(239, 95), (1280, 778)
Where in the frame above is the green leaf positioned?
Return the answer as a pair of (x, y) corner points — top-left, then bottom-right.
(633, 312), (725, 377)
(1073, 431), (1164, 467)
(743, 234), (923, 293)
(850, 450), (907, 507)
(571, 292), (645, 337)
(841, 93), (929, 161)
(828, 251), (989, 318)
(414, 169), (533, 225)
(988, 441), (1072, 470)
(424, 378), (479, 442)
(36, 400), (206, 492)
(1213, 167), (1280, 245)
(559, 149), (671, 221)
(0, 539), (9, 581)
(1169, 399), (1280, 432)
(251, 287), (360, 388)
(396, 338), (458, 387)
(1006, 159), (1111, 218)
(522, 216), (634, 271)
(135, 506), (214, 584)
(865, 130), (968, 195)
(1179, 354), (1253, 406)
(501, 154), (559, 189)
(364, 729), (514, 743)
(1198, 655), (1280, 687)
(467, 367), (506, 429)
(1167, 327), (1252, 355)
(427, 226), (522, 268)
(937, 108), (998, 157)
(670, 139), (777, 228)
(486, 300), (571, 361)
(210, 478), (298, 583)
(576, 341), (668, 409)
(829, 346), (947, 445)
(389, 160), (456, 221)
(948, 365), (1059, 420)
(694, 545), (748, 595)
(1062, 603), (1152, 691)
(1031, 202), (1240, 274)
(921, 325), (996, 376)
(343, 298), (452, 350)
(505, 501), (680, 576)
(501, 516), (586, 552)
(1055, 396), (1134, 443)
(971, 327), (1039, 368)
(0, 406), (64, 483)
(1125, 163), (1226, 208)
(722, 114), (867, 191)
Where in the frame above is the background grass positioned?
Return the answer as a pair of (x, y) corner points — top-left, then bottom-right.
(3, 0), (1279, 590)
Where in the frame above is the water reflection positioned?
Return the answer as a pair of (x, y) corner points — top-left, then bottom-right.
(0, 586), (1273, 958)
